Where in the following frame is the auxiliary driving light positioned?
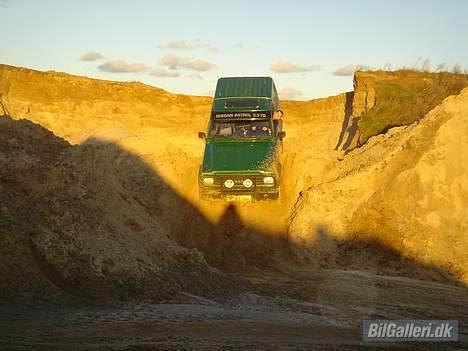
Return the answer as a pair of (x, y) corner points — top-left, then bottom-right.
(243, 178), (253, 188)
(224, 179), (234, 188)
(203, 177), (214, 185)
(263, 176), (274, 184)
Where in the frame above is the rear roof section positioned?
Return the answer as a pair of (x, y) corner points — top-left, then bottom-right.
(214, 77), (273, 99)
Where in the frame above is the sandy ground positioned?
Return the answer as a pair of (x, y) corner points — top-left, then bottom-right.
(1, 267), (466, 350)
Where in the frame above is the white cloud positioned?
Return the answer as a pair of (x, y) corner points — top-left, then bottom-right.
(333, 65), (357, 76)
(160, 40), (194, 50)
(187, 73), (203, 80)
(207, 47), (221, 53)
(80, 51), (105, 62)
(159, 53), (216, 72)
(333, 64), (371, 76)
(271, 61), (320, 73)
(159, 40), (219, 52)
(279, 87), (303, 100)
(97, 60), (150, 73)
(149, 68), (180, 77)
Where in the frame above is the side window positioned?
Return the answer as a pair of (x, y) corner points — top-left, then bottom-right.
(209, 120), (217, 136)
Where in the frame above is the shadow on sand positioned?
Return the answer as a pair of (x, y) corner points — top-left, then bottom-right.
(1, 114), (465, 294)
(0, 115), (466, 349)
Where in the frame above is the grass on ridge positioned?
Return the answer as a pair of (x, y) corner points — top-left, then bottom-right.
(358, 70), (468, 144)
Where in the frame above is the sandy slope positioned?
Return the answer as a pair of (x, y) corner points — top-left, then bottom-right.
(288, 88), (468, 285)
(1, 64), (467, 349)
(1, 63), (467, 286)
(0, 116), (233, 303)
(0, 64), (351, 267)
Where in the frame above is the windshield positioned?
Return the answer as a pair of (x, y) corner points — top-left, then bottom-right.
(209, 120), (273, 139)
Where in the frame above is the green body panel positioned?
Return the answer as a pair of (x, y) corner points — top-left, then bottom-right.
(212, 77), (280, 115)
(211, 98), (272, 114)
(202, 140), (276, 173)
(215, 77), (273, 98)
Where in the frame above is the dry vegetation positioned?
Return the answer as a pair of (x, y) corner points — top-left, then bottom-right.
(358, 70), (468, 143)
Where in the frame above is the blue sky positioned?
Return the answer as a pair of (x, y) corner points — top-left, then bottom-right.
(1, 0), (468, 99)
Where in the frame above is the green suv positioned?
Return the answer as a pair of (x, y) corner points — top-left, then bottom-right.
(198, 77), (285, 202)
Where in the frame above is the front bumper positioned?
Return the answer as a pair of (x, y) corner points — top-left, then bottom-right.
(199, 188), (279, 201)
(199, 174), (279, 201)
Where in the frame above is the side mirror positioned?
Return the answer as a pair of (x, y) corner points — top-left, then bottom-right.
(198, 132), (206, 139)
(279, 131), (286, 140)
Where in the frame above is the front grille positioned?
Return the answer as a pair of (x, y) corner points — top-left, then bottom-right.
(213, 175), (264, 191)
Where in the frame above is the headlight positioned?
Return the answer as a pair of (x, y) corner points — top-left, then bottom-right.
(224, 179), (234, 188)
(263, 176), (274, 184)
(243, 178), (253, 188)
(202, 177), (214, 185)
